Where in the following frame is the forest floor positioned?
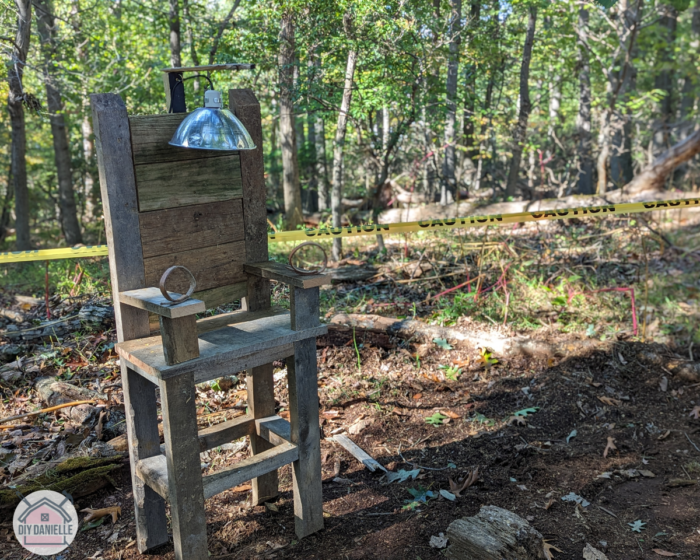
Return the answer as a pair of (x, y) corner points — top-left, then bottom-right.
(1, 207), (700, 559)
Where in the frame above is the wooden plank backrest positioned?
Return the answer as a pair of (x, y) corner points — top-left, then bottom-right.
(92, 89), (270, 343)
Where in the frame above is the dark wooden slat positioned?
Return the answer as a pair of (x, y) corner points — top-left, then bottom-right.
(195, 282), (247, 310)
(139, 199), (244, 259)
(196, 306), (288, 335)
(287, 338), (324, 538)
(290, 287), (320, 331)
(160, 373), (208, 559)
(143, 241), (246, 294)
(202, 442), (298, 500)
(90, 93), (168, 553)
(245, 262), (331, 289)
(120, 287), (205, 319)
(135, 154), (243, 212)
(160, 315), (199, 366)
(129, 113), (235, 165)
(117, 314), (326, 380)
(248, 363), (278, 504)
(256, 416), (292, 446)
(198, 415), (254, 452)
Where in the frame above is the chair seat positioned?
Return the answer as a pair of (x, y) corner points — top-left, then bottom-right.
(117, 310), (327, 383)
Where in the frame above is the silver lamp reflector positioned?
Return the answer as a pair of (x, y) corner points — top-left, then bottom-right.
(169, 90), (256, 151)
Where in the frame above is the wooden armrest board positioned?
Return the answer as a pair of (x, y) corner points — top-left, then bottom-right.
(244, 261), (331, 289)
(120, 287), (205, 318)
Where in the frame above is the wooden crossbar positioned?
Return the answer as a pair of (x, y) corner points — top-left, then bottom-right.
(256, 415), (291, 446)
(136, 455), (169, 500)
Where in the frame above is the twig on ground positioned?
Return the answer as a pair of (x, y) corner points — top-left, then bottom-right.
(0, 399), (96, 426)
(684, 432), (700, 454)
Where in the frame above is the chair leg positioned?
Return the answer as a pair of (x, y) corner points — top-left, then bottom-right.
(122, 365), (169, 553)
(160, 373), (208, 560)
(287, 338), (324, 538)
(247, 363), (279, 505)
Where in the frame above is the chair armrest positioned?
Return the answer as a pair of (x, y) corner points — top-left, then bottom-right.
(119, 287), (205, 318)
(244, 261), (331, 289)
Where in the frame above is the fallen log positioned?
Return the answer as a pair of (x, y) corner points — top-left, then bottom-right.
(445, 505), (546, 559)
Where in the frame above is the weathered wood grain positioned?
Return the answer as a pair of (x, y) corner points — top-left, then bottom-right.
(135, 155), (243, 212)
(245, 262), (331, 289)
(290, 287), (320, 331)
(90, 93), (167, 553)
(202, 442), (298, 500)
(160, 315), (199, 366)
(194, 282), (248, 310)
(196, 306), (288, 335)
(139, 199), (244, 259)
(198, 415), (254, 452)
(135, 454), (169, 500)
(248, 363), (278, 504)
(331, 435), (388, 473)
(160, 373), (208, 559)
(286, 338), (324, 538)
(445, 506), (546, 560)
(120, 287), (205, 319)
(117, 313), (326, 380)
(129, 114), (227, 165)
(256, 416), (292, 446)
(143, 241), (246, 294)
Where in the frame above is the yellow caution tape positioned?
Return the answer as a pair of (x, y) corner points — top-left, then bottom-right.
(268, 197), (700, 242)
(0, 197), (697, 263)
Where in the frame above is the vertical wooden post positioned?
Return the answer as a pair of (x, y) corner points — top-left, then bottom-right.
(230, 88), (279, 503)
(159, 315), (199, 365)
(287, 286), (324, 537)
(160, 373), (208, 560)
(91, 93), (168, 552)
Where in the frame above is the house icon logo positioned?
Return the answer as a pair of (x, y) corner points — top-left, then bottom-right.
(13, 489), (79, 554)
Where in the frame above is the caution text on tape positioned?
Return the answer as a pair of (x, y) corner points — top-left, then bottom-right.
(1, 198), (697, 263)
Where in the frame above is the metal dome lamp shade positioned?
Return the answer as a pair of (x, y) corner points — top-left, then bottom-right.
(169, 89), (256, 151)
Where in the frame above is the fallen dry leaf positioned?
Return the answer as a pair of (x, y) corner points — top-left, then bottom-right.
(232, 483), (252, 492)
(690, 406), (700, 419)
(598, 396), (622, 407)
(508, 415), (527, 426)
(603, 436), (617, 458)
(583, 543), (609, 560)
(412, 393), (423, 400)
(279, 410), (290, 420)
(448, 467), (479, 497)
(441, 410), (461, 419)
(543, 540), (563, 560)
(81, 506), (121, 524)
(652, 549), (679, 557)
(544, 498), (555, 510)
(321, 410), (341, 419)
(659, 376), (668, 392)
(658, 430), (671, 440)
(95, 409), (108, 441)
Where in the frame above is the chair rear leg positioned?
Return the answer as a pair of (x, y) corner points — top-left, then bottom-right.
(122, 366), (169, 552)
(160, 374), (208, 560)
(287, 338), (324, 538)
(247, 363), (279, 504)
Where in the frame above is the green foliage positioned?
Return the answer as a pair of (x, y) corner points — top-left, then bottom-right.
(425, 412), (448, 426)
(438, 364), (462, 380)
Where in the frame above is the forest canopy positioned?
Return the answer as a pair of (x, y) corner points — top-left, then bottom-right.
(2, 0), (698, 254)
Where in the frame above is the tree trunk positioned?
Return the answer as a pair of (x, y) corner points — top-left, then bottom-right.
(681, 0), (700, 124)
(314, 114), (329, 210)
(505, 4), (537, 199)
(169, 0), (181, 67)
(441, 0), (461, 206)
(576, 6), (594, 195)
(653, 4), (678, 154)
(278, 12), (303, 228)
(208, 0), (242, 67)
(331, 46), (358, 261)
(9, 0), (32, 250)
(462, 2), (480, 163)
(37, 0), (83, 245)
(182, 0), (200, 91)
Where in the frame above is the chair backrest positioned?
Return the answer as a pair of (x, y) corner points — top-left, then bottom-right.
(91, 89), (269, 343)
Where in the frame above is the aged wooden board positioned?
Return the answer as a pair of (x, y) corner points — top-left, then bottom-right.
(159, 315), (199, 366)
(135, 454), (169, 500)
(143, 241), (246, 294)
(195, 282), (247, 310)
(202, 441), (298, 500)
(248, 363), (278, 504)
(256, 416), (292, 446)
(245, 261), (331, 289)
(198, 415), (254, 452)
(135, 155), (243, 212)
(129, 114), (233, 165)
(196, 306), (288, 335)
(120, 287), (205, 319)
(117, 313), (326, 380)
(139, 199), (244, 259)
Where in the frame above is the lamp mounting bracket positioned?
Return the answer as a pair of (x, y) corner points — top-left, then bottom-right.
(162, 63), (256, 113)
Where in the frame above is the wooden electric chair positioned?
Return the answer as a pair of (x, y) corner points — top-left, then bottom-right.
(90, 91), (329, 559)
